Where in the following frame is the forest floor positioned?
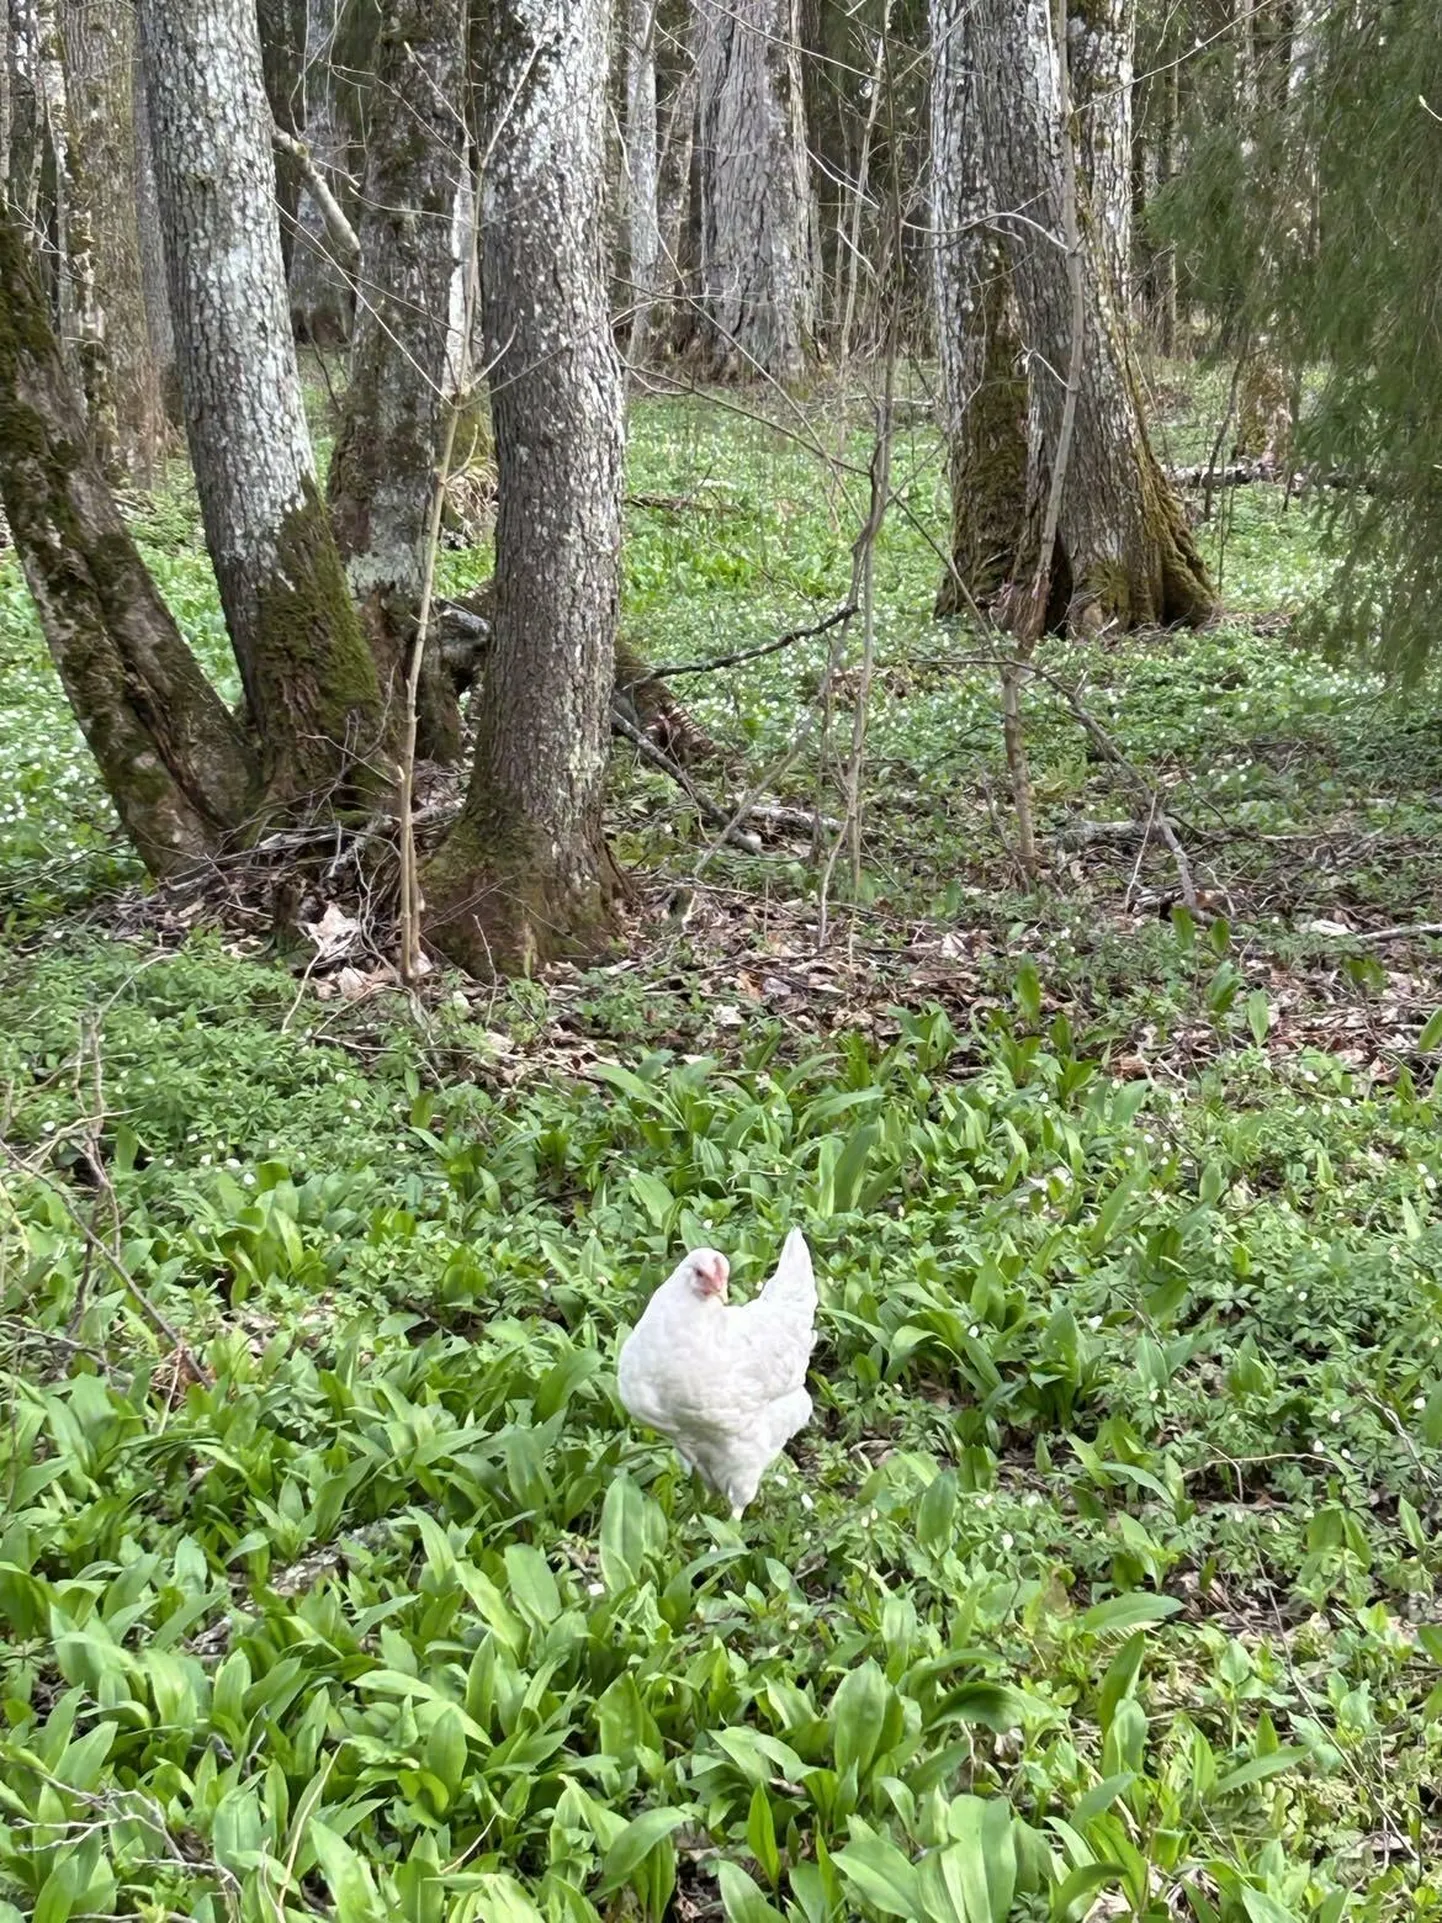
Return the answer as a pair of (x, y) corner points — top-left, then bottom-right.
(1, 368), (1442, 1922)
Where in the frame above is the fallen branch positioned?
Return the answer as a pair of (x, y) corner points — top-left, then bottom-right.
(1025, 665), (1200, 910)
(635, 603), (858, 685)
(611, 707), (763, 854)
(1167, 458), (1374, 493)
(749, 802), (843, 837)
(271, 126), (360, 273)
(1351, 922), (1442, 944)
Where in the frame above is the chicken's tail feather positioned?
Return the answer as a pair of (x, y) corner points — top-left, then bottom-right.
(758, 1227), (816, 1319)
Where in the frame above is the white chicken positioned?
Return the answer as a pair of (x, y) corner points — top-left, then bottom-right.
(617, 1229), (818, 1517)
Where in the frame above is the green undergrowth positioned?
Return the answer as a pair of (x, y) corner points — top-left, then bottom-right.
(3, 935), (1442, 1919)
(2, 376), (1442, 1919)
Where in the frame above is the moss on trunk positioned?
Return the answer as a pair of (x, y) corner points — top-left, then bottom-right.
(0, 202), (256, 873)
(420, 795), (616, 978)
(249, 477), (395, 805)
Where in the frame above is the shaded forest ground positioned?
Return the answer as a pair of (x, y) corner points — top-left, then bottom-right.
(2, 371), (1442, 1918)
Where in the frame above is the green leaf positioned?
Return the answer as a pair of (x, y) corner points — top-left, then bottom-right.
(424, 1707), (468, 1800)
(746, 1783), (780, 1888)
(1096, 1634), (1146, 1738)
(311, 1819), (385, 1923)
(833, 1121), (880, 1215)
(1240, 1892), (1304, 1923)
(1420, 1007), (1442, 1051)
(931, 1682), (1035, 1734)
(599, 1473), (648, 1591)
(832, 1826), (922, 1917)
(1070, 1773), (1135, 1830)
(502, 1544), (560, 1629)
(917, 1470), (958, 1556)
(0, 1563), (50, 1639)
(1213, 1745), (1310, 1795)
(596, 1807), (690, 1895)
(1245, 989), (1272, 1046)
(628, 1169), (675, 1230)
(1079, 1593), (1182, 1636)
(1014, 961), (1043, 1026)
(1050, 1863), (1124, 1923)
(830, 1660), (889, 1779)
(718, 1859), (787, 1923)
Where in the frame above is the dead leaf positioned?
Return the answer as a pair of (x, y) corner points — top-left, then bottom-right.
(302, 901), (360, 961)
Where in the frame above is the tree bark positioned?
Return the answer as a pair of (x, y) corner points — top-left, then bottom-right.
(0, 0), (10, 187)
(138, 0), (389, 807)
(254, 0), (305, 276)
(286, 0), (354, 346)
(132, 59), (178, 422)
(60, 0), (165, 482)
(929, 0), (1030, 611)
(325, 0), (465, 764)
(695, 0), (813, 383)
(0, 204), (255, 871)
(6, 0), (41, 221)
(654, 40), (697, 359)
(625, 0), (661, 367)
(423, 0), (623, 976)
(1068, 0), (1134, 311)
(939, 0), (1214, 629)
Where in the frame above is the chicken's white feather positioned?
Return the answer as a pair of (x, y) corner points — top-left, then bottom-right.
(616, 1229), (818, 1517)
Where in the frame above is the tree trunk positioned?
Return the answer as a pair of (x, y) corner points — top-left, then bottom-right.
(423, 0), (623, 977)
(6, 0), (40, 220)
(0, 0), (9, 186)
(1146, 48), (1179, 354)
(325, 0), (465, 765)
(254, 0), (305, 276)
(133, 60), (178, 422)
(1068, 0), (1135, 312)
(950, 0), (1214, 629)
(0, 204), (255, 871)
(139, 0), (389, 805)
(625, 0), (661, 367)
(929, 0), (1030, 612)
(695, 0), (813, 383)
(60, 0), (165, 482)
(286, 0), (354, 346)
(654, 47), (697, 358)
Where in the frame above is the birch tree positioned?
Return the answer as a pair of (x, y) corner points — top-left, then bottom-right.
(138, 0), (388, 803)
(423, 0), (624, 973)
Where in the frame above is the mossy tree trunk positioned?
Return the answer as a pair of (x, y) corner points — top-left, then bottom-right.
(929, 0), (1030, 612)
(423, 0), (623, 977)
(933, 0), (1214, 630)
(325, 0), (465, 766)
(696, 0), (814, 383)
(139, 0), (390, 807)
(60, 0), (166, 483)
(0, 204), (255, 872)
